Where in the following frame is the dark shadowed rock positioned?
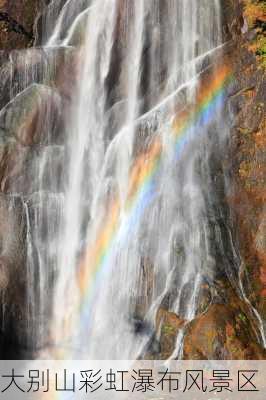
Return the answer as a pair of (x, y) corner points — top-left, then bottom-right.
(0, 0), (45, 50)
(0, 193), (30, 358)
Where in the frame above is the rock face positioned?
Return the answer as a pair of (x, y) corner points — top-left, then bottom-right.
(226, 0), (266, 328)
(155, 308), (186, 359)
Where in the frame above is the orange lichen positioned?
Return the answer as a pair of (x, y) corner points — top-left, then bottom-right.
(243, 0), (266, 26)
(243, 0), (266, 67)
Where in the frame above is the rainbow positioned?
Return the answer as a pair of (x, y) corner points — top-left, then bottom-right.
(59, 63), (233, 356)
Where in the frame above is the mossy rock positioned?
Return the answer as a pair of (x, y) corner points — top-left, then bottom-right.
(183, 303), (266, 359)
(155, 308), (186, 359)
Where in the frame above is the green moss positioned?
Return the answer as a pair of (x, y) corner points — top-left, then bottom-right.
(238, 312), (248, 323)
(256, 33), (266, 50)
(255, 36), (266, 65)
(162, 324), (175, 335)
(243, 0), (266, 68)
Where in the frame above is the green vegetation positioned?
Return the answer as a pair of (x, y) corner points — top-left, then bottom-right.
(244, 0), (266, 68)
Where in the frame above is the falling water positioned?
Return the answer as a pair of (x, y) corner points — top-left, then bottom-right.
(0, 0), (265, 360)
(51, 0), (225, 359)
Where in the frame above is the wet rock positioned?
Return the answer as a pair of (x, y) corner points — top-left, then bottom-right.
(0, 46), (78, 112)
(144, 334), (161, 356)
(221, 0), (244, 41)
(0, 194), (26, 277)
(26, 190), (63, 245)
(53, 47), (80, 102)
(156, 308), (185, 331)
(35, 0), (87, 45)
(0, 83), (62, 146)
(155, 308), (186, 359)
(65, 9), (89, 47)
(0, 138), (29, 193)
(0, 194), (29, 358)
(0, 134), (65, 196)
(0, 48), (45, 109)
(132, 317), (152, 336)
(195, 282), (213, 315)
(130, 257), (155, 324)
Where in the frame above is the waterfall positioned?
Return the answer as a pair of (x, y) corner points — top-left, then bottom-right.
(51, 0), (225, 359)
(1, 0), (265, 360)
